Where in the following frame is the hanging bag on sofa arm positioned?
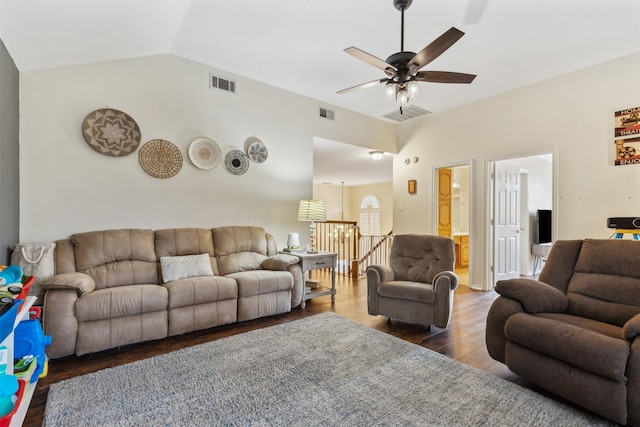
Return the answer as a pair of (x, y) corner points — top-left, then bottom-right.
(10, 242), (56, 304)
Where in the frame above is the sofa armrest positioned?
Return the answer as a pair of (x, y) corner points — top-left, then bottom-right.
(623, 314), (640, 341)
(260, 254), (304, 308)
(495, 278), (568, 313)
(40, 272), (95, 296)
(261, 254), (300, 271)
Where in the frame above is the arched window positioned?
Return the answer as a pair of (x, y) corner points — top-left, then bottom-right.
(359, 194), (381, 236)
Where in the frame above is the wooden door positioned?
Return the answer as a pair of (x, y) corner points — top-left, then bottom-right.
(437, 168), (452, 237)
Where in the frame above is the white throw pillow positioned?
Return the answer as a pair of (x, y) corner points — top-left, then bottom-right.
(160, 253), (214, 283)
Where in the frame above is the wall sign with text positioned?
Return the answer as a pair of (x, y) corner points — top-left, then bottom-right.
(614, 106), (640, 166)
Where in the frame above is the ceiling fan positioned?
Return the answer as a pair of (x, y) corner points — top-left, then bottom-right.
(337, 0), (476, 112)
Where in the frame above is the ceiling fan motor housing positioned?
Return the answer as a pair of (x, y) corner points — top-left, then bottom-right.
(393, 0), (413, 11)
(385, 51), (418, 84)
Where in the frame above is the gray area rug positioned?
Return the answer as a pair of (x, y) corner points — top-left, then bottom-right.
(45, 312), (614, 426)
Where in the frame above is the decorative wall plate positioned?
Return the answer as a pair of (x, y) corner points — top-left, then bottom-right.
(138, 139), (183, 179)
(82, 108), (141, 157)
(224, 150), (250, 175)
(244, 136), (268, 163)
(188, 137), (222, 170)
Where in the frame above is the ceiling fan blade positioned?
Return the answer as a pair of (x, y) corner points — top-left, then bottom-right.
(409, 27), (465, 71)
(337, 78), (388, 94)
(344, 47), (397, 74)
(415, 71), (476, 84)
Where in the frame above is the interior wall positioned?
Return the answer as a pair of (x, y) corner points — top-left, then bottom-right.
(0, 39), (19, 263)
(19, 54), (396, 247)
(395, 53), (640, 290)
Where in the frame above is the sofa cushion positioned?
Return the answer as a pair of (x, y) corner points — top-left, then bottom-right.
(154, 228), (218, 275)
(533, 312), (624, 339)
(213, 226), (269, 275)
(164, 276), (237, 309)
(75, 284), (168, 322)
(566, 239), (640, 326)
(377, 281), (435, 303)
(160, 254), (214, 283)
(389, 235), (454, 283)
(227, 270), (293, 297)
(505, 312), (630, 381)
(71, 229), (158, 289)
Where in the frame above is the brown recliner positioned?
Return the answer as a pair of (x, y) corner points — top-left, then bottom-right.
(366, 234), (459, 329)
(486, 239), (640, 426)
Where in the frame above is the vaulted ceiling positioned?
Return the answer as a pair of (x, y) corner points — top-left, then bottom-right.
(2, 0), (639, 120)
(1, 0), (639, 186)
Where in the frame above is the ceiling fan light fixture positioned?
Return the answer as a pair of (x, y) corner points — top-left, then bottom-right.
(369, 151), (384, 161)
(407, 80), (419, 98)
(384, 83), (396, 101)
(397, 88), (409, 106)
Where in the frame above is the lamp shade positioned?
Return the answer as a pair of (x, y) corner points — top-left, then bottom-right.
(297, 200), (326, 222)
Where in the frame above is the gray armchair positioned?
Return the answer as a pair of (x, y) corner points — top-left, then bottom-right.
(366, 234), (459, 329)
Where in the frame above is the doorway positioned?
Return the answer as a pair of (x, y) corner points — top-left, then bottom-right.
(435, 163), (471, 286)
(488, 153), (554, 287)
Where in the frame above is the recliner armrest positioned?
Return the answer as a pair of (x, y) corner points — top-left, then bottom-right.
(366, 265), (395, 283)
(623, 314), (640, 341)
(433, 271), (459, 291)
(495, 278), (567, 313)
(40, 272), (95, 296)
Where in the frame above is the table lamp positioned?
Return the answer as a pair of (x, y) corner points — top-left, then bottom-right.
(297, 199), (326, 253)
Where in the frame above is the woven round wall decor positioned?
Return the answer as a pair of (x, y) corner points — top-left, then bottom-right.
(82, 108), (141, 157)
(224, 150), (250, 175)
(244, 136), (268, 163)
(138, 139), (183, 179)
(188, 137), (222, 170)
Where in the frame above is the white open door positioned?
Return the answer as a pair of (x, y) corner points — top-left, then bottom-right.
(493, 162), (521, 284)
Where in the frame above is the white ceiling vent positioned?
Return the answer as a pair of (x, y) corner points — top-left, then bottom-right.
(209, 73), (236, 93)
(382, 105), (431, 123)
(319, 107), (335, 121)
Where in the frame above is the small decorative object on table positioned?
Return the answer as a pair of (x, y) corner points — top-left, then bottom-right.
(283, 233), (305, 253)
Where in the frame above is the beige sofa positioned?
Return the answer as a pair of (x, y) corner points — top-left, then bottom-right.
(486, 239), (640, 426)
(41, 226), (304, 358)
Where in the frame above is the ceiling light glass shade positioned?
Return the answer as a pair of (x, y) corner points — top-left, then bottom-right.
(397, 88), (408, 106)
(297, 200), (327, 222)
(407, 80), (419, 98)
(384, 83), (396, 101)
(369, 151), (384, 161)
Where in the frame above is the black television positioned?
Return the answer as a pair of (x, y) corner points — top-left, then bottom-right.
(536, 209), (552, 244)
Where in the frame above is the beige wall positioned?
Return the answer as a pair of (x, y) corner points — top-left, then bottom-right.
(19, 54), (396, 246)
(394, 53), (640, 290)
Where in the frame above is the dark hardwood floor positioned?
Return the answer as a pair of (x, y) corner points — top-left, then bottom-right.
(25, 273), (530, 426)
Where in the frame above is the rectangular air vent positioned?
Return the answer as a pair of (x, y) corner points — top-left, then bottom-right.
(209, 73), (236, 93)
(382, 105), (430, 123)
(319, 107), (335, 120)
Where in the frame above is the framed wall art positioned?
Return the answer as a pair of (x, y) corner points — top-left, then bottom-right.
(408, 180), (417, 194)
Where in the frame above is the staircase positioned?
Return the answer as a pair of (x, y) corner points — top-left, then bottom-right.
(315, 221), (393, 278)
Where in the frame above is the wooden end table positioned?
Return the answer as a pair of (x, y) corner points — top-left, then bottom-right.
(289, 251), (337, 308)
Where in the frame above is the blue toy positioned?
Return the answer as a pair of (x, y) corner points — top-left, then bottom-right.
(14, 319), (51, 383)
(0, 375), (17, 417)
(0, 266), (22, 287)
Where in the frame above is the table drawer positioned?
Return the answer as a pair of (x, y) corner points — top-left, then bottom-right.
(301, 256), (335, 270)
